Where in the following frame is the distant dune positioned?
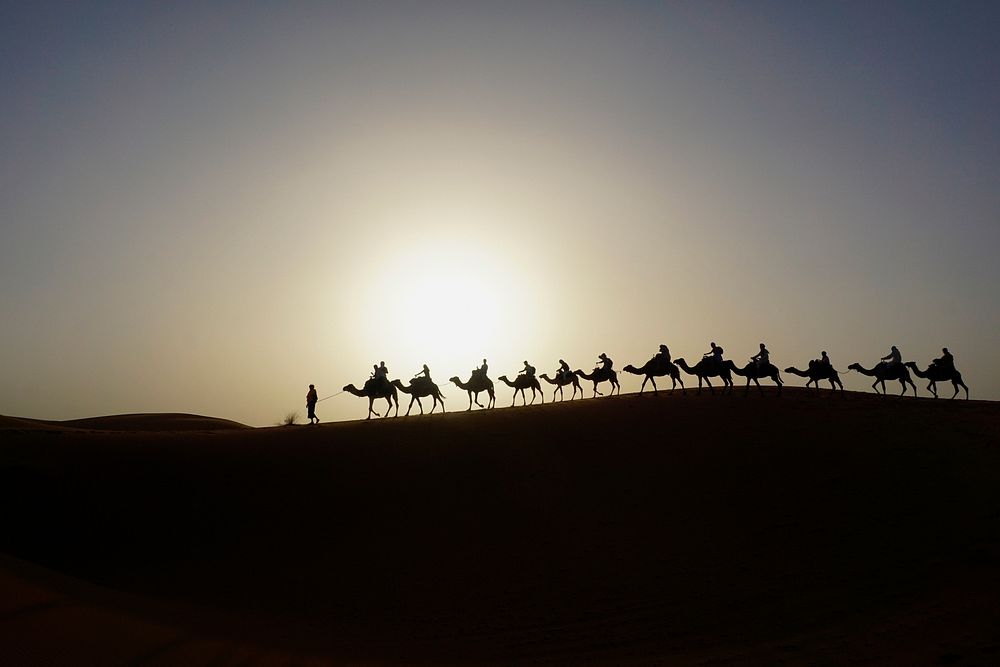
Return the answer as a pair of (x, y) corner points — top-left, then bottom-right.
(0, 412), (249, 432)
(1, 388), (999, 665)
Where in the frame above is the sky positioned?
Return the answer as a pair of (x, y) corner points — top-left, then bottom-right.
(2, 1), (998, 425)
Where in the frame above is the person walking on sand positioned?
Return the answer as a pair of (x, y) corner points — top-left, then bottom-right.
(306, 384), (319, 425)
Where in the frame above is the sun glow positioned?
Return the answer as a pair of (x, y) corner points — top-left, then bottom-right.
(347, 230), (545, 381)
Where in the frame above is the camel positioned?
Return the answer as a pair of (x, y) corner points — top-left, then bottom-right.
(391, 378), (446, 415)
(784, 362), (844, 391)
(342, 378), (399, 420)
(904, 362), (969, 399)
(672, 358), (734, 394)
(728, 360), (783, 396)
(449, 373), (496, 410)
(539, 372), (584, 401)
(847, 362), (917, 396)
(623, 356), (685, 395)
(573, 368), (620, 397)
(498, 374), (544, 406)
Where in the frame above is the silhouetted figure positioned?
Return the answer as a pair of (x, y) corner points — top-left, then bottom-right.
(306, 384), (319, 424)
(751, 343), (770, 371)
(673, 356), (735, 394)
(343, 374), (399, 420)
(785, 358), (844, 392)
(499, 373), (544, 406)
(450, 371), (496, 410)
(730, 357), (783, 396)
(392, 377), (446, 415)
(519, 360), (536, 378)
(848, 358), (917, 396)
(556, 358), (571, 381)
(703, 342), (724, 369)
(373, 361), (390, 393)
(594, 352), (614, 373)
(932, 347), (954, 374)
(904, 354), (969, 399)
(624, 350), (684, 395)
(656, 344), (671, 364)
(472, 358), (488, 382)
(540, 369), (584, 401)
(880, 346), (902, 369)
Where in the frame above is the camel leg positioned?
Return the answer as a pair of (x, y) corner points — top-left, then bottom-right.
(898, 380), (907, 396)
(405, 396), (415, 416)
(650, 377), (658, 395)
(705, 377), (714, 394)
(872, 379), (881, 394)
(958, 381), (969, 399)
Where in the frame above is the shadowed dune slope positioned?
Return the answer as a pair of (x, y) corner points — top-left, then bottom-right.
(1, 413), (249, 432)
(2, 388), (999, 665)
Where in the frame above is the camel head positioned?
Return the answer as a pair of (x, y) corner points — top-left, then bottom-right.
(623, 364), (638, 373)
(848, 363), (862, 372)
(342, 384), (356, 392)
(448, 376), (461, 385)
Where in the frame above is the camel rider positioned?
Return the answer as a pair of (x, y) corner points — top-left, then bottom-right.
(473, 358), (488, 380)
(414, 364), (432, 382)
(656, 344), (671, 366)
(751, 343), (770, 371)
(881, 346), (902, 369)
(556, 359), (571, 381)
(519, 360), (536, 379)
(932, 347), (954, 373)
(704, 342), (724, 368)
(820, 351), (831, 369)
(369, 364), (378, 379)
(374, 361), (389, 389)
(595, 353), (613, 373)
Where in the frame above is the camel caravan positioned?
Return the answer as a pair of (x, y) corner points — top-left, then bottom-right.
(338, 344), (968, 419)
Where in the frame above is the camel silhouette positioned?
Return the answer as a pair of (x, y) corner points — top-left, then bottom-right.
(449, 374), (496, 410)
(539, 372), (583, 401)
(673, 358), (734, 394)
(904, 362), (969, 399)
(847, 362), (917, 396)
(498, 375), (544, 406)
(391, 378), (446, 415)
(573, 368), (620, 397)
(343, 378), (399, 420)
(784, 363), (844, 391)
(623, 356), (685, 395)
(728, 360), (783, 396)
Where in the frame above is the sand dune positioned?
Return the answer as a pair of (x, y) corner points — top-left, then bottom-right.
(0, 413), (249, 432)
(2, 388), (999, 665)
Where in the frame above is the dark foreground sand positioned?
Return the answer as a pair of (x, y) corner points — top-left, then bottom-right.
(2, 388), (999, 665)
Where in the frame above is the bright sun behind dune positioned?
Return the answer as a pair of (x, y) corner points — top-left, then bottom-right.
(358, 233), (536, 372)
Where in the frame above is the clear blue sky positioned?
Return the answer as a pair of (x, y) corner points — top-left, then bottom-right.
(2, 2), (998, 424)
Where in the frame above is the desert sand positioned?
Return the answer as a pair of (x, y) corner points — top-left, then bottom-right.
(2, 388), (999, 665)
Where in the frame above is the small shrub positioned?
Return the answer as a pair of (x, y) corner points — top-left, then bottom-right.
(280, 411), (299, 426)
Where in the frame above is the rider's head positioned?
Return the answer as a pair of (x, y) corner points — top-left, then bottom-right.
(659, 344), (668, 352)
(942, 347), (949, 354)
(711, 342), (717, 348)
(380, 361), (385, 367)
(523, 360), (529, 366)
(599, 353), (607, 359)
(822, 351), (828, 356)
(760, 342), (766, 349)
(891, 346), (898, 352)
(309, 384), (314, 389)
